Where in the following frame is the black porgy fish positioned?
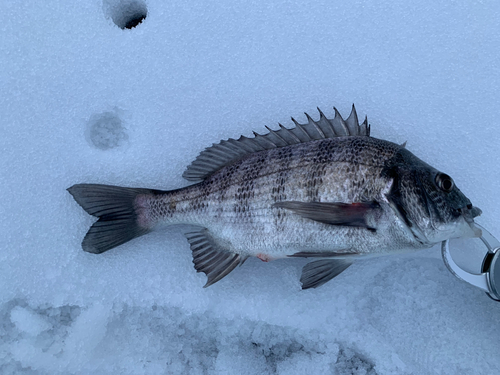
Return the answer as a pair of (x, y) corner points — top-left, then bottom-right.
(68, 105), (482, 289)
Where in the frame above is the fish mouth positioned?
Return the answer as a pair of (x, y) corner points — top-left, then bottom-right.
(459, 204), (482, 224)
(427, 204), (483, 241)
(458, 205), (483, 238)
(470, 206), (482, 218)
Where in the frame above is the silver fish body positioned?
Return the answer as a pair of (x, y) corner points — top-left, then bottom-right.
(68, 106), (481, 288)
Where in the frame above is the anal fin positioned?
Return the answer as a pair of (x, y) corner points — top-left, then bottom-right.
(300, 259), (353, 289)
(184, 228), (246, 287)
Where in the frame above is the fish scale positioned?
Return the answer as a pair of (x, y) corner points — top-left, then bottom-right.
(68, 105), (481, 289)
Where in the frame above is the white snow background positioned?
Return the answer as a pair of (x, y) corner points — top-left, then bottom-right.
(1, 0), (500, 374)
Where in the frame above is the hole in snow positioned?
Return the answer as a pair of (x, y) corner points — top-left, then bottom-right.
(86, 111), (129, 150)
(104, 0), (148, 29)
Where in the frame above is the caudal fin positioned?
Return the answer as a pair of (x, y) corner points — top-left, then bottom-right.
(67, 184), (156, 254)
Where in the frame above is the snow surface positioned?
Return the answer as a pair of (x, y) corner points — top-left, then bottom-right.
(2, 0), (500, 374)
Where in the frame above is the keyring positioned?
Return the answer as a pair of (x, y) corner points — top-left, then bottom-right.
(441, 223), (500, 301)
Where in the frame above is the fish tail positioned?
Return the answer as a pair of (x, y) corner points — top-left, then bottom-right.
(67, 184), (159, 254)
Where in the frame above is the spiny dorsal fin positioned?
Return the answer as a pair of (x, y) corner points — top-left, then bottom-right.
(182, 105), (370, 181)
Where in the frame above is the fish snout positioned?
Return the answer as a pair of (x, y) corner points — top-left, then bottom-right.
(470, 205), (482, 218)
(459, 204), (482, 224)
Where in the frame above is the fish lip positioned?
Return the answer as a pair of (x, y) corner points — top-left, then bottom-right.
(463, 214), (474, 224)
(471, 206), (482, 218)
(459, 205), (482, 223)
(469, 221), (483, 237)
(465, 206), (482, 237)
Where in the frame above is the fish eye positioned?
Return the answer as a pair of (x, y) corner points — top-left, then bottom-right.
(435, 173), (454, 192)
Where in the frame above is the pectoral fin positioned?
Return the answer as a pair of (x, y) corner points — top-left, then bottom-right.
(300, 259), (354, 289)
(273, 201), (379, 231)
(289, 250), (359, 258)
(184, 228), (247, 287)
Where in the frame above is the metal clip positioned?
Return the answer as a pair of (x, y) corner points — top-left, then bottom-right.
(441, 223), (500, 301)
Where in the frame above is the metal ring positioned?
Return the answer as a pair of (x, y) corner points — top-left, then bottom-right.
(441, 223), (500, 301)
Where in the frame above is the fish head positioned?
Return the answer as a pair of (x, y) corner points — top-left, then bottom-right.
(412, 167), (482, 242)
(384, 148), (482, 245)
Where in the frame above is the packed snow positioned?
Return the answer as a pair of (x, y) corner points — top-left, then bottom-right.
(1, 0), (500, 374)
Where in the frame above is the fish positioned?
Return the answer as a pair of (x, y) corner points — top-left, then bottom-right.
(67, 105), (482, 289)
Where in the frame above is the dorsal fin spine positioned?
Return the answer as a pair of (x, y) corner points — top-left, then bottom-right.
(291, 117), (311, 140)
(306, 112), (326, 138)
(362, 116), (370, 136)
(279, 123), (301, 143)
(266, 125), (289, 145)
(231, 138), (254, 153)
(244, 137), (266, 151)
(346, 105), (359, 136)
(254, 131), (278, 148)
(333, 107), (350, 134)
(318, 107), (337, 136)
(317, 107), (326, 119)
(264, 126), (285, 146)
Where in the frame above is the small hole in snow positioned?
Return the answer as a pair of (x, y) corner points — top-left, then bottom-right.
(86, 112), (129, 150)
(104, 0), (148, 30)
